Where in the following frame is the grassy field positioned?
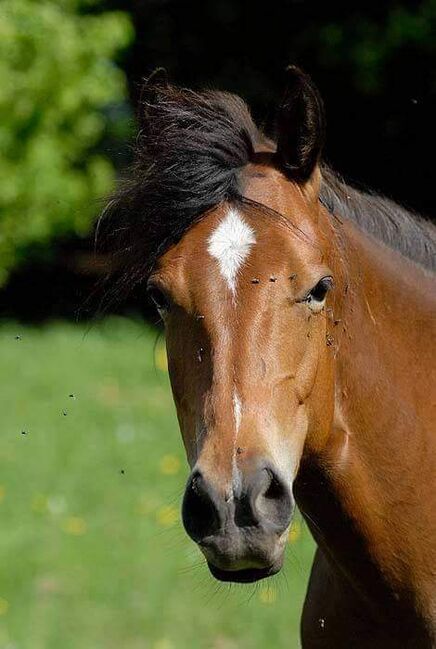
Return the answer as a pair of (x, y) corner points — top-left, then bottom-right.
(0, 317), (315, 649)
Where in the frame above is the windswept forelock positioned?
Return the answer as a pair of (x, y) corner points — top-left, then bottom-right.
(98, 83), (262, 301)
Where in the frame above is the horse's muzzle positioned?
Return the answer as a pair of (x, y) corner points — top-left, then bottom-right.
(182, 463), (293, 582)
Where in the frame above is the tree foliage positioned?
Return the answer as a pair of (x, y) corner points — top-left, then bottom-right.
(0, 0), (133, 284)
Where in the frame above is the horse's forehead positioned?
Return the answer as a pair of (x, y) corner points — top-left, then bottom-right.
(164, 203), (297, 273)
(159, 166), (322, 290)
(162, 210), (320, 316)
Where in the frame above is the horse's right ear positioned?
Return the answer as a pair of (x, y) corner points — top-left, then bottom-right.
(276, 65), (325, 183)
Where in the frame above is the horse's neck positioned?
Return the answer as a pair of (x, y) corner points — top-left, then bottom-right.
(298, 218), (436, 624)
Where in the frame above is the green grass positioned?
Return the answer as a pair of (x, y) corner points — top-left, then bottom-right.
(0, 318), (314, 649)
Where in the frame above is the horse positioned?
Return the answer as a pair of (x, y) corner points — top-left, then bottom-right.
(102, 66), (436, 647)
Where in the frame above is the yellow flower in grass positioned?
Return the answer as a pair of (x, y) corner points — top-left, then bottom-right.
(0, 598), (9, 616)
(156, 505), (178, 527)
(159, 454), (181, 476)
(258, 586), (277, 605)
(62, 516), (87, 536)
(0, 486), (5, 503)
(288, 520), (301, 543)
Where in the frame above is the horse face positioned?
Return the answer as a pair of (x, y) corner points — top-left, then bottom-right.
(149, 163), (337, 582)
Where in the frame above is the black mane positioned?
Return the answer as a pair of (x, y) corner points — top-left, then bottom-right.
(320, 166), (436, 272)
(100, 83), (435, 299)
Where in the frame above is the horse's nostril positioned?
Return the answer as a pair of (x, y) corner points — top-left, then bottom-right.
(233, 466), (293, 533)
(254, 467), (293, 533)
(182, 471), (221, 542)
(264, 473), (287, 501)
(263, 471), (289, 501)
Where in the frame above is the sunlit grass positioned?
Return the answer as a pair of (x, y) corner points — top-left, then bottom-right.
(0, 317), (314, 649)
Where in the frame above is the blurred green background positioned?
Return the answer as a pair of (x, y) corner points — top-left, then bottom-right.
(0, 1), (435, 647)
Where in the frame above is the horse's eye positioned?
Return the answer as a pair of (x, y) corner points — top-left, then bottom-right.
(147, 285), (170, 314)
(306, 276), (333, 312)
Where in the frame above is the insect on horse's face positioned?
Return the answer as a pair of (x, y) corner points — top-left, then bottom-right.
(148, 163), (337, 583)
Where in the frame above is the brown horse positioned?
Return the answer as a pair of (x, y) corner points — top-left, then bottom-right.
(103, 67), (436, 647)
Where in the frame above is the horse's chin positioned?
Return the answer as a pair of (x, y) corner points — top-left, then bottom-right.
(207, 559), (282, 583)
(199, 528), (288, 583)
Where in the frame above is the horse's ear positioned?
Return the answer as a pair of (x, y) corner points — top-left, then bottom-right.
(276, 65), (325, 183)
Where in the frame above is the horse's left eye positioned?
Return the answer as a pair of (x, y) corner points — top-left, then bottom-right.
(306, 276), (333, 312)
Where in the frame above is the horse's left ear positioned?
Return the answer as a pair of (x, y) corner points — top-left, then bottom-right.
(276, 65), (325, 183)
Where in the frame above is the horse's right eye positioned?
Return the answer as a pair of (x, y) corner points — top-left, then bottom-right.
(147, 285), (170, 314)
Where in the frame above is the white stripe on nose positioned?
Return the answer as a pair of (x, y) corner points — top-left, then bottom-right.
(233, 391), (242, 433)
